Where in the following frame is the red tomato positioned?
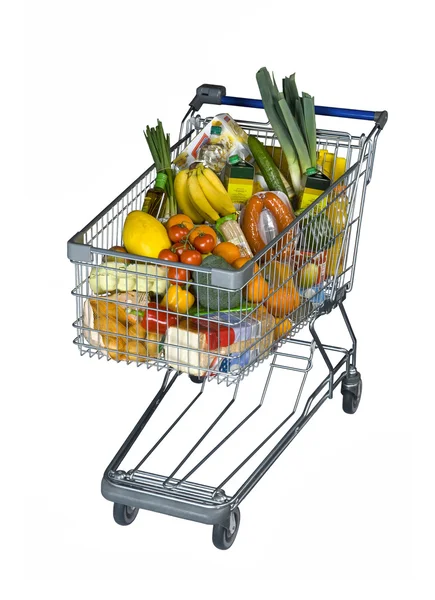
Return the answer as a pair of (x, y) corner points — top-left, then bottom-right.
(172, 242), (189, 258)
(158, 249), (179, 263)
(167, 266), (190, 284)
(192, 233), (215, 254)
(180, 249), (202, 266)
(168, 225), (190, 243)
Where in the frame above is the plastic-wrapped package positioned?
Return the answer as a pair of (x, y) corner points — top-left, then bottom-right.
(215, 214), (253, 258)
(258, 209), (278, 244)
(165, 309), (275, 377)
(173, 114), (252, 174)
(240, 191), (293, 247)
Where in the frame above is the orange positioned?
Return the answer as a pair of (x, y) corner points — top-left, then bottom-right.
(232, 257), (250, 270)
(245, 262), (269, 303)
(265, 288), (299, 318)
(273, 317), (292, 341)
(188, 225), (218, 247)
(166, 214), (194, 231)
(247, 272), (269, 303)
(213, 242), (241, 265)
(232, 257), (269, 303)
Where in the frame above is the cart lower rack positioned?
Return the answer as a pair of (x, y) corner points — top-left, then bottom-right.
(68, 85), (386, 548)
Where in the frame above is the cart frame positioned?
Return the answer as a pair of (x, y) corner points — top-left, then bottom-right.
(69, 85), (387, 549)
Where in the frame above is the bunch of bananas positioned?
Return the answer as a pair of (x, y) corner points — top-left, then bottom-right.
(174, 165), (236, 223)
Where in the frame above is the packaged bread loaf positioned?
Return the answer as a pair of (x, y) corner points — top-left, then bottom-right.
(83, 292), (161, 362)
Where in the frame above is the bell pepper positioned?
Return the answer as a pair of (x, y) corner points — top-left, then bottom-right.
(140, 302), (177, 334)
(161, 285), (195, 314)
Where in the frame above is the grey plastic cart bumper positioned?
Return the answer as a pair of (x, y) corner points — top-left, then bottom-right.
(101, 474), (232, 525)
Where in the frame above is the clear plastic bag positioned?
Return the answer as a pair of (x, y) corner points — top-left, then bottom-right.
(240, 191), (293, 246)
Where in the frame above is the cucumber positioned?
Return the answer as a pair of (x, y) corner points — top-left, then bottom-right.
(248, 135), (289, 197)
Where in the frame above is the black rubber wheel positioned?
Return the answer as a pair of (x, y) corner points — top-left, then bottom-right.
(113, 503), (139, 526)
(342, 390), (361, 414)
(212, 508), (240, 550)
(342, 371), (362, 414)
(189, 375), (205, 384)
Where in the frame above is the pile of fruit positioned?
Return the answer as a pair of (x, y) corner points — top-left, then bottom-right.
(86, 68), (349, 370)
(174, 165), (235, 224)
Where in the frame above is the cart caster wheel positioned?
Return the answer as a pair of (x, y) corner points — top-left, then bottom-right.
(341, 370), (362, 414)
(189, 375), (205, 384)
(113, 503), (139, 526)
(212, 508), (240, 550)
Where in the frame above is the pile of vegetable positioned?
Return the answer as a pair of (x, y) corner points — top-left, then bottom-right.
(85, 67), (349, 369)
(144, 121), (176, 218)
(256, 68), (317, 198)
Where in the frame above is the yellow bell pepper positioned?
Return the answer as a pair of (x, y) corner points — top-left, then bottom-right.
(161, 285), (195, 314)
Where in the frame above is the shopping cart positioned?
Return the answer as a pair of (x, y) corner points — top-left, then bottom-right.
(68, 84), (387, 549)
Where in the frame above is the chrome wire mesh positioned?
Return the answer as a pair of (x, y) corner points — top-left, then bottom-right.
(70, 121), (373, 385)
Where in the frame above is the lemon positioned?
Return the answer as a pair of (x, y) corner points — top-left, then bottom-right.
(123, 211), (171, 258)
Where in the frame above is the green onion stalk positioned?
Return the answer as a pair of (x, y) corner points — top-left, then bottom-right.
(144, 120), (176, 219)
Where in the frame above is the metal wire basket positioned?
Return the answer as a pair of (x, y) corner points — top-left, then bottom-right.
(68, 115), (378, 386)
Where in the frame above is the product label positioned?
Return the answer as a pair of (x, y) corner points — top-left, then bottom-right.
(300, 187), (328, 213)
(219, 349), (259, 373)
(227, 180), (254, 203)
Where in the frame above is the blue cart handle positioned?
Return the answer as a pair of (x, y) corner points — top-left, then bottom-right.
(189, 85), (388, 129)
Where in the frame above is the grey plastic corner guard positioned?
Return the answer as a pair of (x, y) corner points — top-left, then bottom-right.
(101, 476), (232, 525)
(67, 233), (92, 262)
(374, 110), (388, 130)
(211, 261), (254, 290)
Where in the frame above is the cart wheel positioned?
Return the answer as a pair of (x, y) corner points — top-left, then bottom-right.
(212, 508), (240, 550)
(341, 371), (362, 414)
(189, 375), (205, 384)
(113, 503), (139, 526)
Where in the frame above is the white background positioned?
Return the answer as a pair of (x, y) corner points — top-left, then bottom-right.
(1, 1), (433, 598)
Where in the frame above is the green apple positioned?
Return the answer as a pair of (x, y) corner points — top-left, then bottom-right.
(298, 263), (319, 288)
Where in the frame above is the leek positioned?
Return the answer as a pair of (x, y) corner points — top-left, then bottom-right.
(283, 74), (298, 114)
(277, 94), (312, 174)
(302, 92), (317, 169)
(256, 68), (319, 194)
(256, 67), (303, 194)
(283, 75), (307, 144)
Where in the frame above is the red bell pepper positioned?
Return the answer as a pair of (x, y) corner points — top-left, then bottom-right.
(140, 302), (177, 334)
